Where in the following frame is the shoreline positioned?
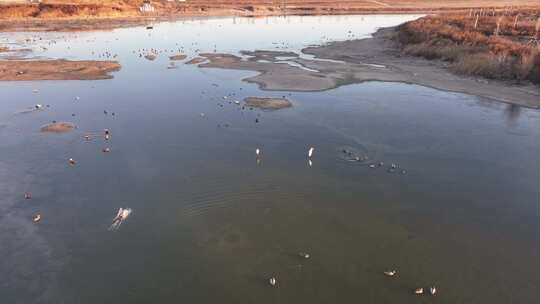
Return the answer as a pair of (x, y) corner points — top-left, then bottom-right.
(0, 7), (538, 107)
(196, 27), (540, 108)
(1, 0), (540, 32)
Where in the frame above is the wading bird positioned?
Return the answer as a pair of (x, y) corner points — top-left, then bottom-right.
(308, 147), (314, 158)
(384, 270), (397, 277)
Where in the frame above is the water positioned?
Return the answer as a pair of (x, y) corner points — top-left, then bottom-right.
(1, 15), (540, 304)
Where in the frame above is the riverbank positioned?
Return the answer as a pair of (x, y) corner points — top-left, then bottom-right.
(397, 9), (540, 85)
(197, 26), (540, 108)
(1, 0), (540, 32)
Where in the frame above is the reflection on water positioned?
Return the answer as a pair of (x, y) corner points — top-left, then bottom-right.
(505, 103), (522, 125)
(1, 15), (540, 304)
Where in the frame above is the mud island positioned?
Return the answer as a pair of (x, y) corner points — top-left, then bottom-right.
(0, 59), (120, 81)
(244, 97), (293, 109)
(40, 122), (75, 133)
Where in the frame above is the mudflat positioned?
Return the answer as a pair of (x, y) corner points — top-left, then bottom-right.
(40, 122), (75, 133)
(196, 28), (540, 108)
(244, 97), (293, 109)
(169, 54), (187, 61)
(185, 57), (207, 65)
(0, 59), (121, 81)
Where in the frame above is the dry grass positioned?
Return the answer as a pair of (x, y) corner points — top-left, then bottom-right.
(398, 8), (540, 84)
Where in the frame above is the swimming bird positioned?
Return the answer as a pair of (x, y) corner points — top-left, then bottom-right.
(256, 148), (261, 157)
(35, 104), (43, 110)
(112, 208), (123, 223)
(68, 158), (76, 165)
(383, 270), (397, 277)
(24, 193), (32, 199)
(308, 147), (314, 158)
(269, 277), (277, 286)
(429, 286), (437, 295)
(102, 148), (111, 153)
(299, 252), (310, 259)
(121, 208), (132, 220)
(414, 288), (424, 295)
(33, 214), (41, 222)
(109, 208), (132, 230)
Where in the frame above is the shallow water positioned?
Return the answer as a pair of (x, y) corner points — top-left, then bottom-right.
(2, 15), (540, 304)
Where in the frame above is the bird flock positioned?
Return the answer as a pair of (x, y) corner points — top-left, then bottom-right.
(384, 270), (437, 296)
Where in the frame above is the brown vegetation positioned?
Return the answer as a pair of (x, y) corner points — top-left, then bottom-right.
(2, 1), (540, 31)
(397, 8), (540, 84)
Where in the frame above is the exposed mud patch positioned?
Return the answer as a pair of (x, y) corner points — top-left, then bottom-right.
(40, 122), (75, 133)
(0, 59), (120, 81)
(244, 97), (292, 110)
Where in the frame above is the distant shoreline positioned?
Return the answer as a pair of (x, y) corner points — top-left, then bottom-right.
(1, 0), (539, 32)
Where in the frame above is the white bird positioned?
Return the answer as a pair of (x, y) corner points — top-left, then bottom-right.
(414, 288), (424, 295)
(269, 277), (277, 286)
(111, 208), (124, 224)
(429, 286), (437, 295)
(308, 147), (314, 158)
(308, 159), (313, 167)
(256, 148), (260, 157)
(33, 214), (41, 222)
(121, 208), (132, 219)
(384, 270), (397, 277)
(109, 208), (132, 230)
(35, 104), (43, 109)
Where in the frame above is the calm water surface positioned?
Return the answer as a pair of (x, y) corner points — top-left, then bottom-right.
(1, 15), (540, 304)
